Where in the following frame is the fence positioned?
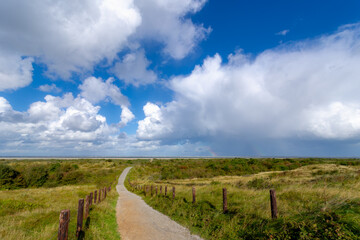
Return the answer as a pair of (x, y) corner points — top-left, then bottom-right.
(128, 182), (278, 219)
(57, 182), (114, 240)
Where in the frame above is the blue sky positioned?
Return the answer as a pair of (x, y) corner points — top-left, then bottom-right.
(1, 0), (360, 157)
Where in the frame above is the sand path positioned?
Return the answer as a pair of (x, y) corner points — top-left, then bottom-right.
(116, 167), (203, 240)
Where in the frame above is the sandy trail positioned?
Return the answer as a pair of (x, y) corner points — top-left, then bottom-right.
(116, 167), (203, 240)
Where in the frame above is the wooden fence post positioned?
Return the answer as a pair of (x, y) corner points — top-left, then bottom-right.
(160, 186), (162, 194)
(94, 190), (97, 204)
(76, 199), (84, 237)
(98, 189), (101, 203)
(58, 209), (70, 240)
(172, 186), (175, 200)
(192, 187), (196, 204)
(223, 188), (228, 213)
(151, 185), (153, 196)
(85, 195), (90, 219)
(104, 187), (107, 199)
(156, 186), (158, 196)
(270, 189), (278, 219)
(165, 186), (167, 196)
(89, 192), (93, 206)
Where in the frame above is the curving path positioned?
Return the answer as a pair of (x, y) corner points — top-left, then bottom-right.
(116, 167), (203, 240)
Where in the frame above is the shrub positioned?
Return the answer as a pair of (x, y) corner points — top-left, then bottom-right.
(0, 164), (26, 189)
(23, 165), (49, 187)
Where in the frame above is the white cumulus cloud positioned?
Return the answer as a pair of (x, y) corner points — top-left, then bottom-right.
(120, 106), (135, 127)
(0, 51), (34, 91)
(133, 0), (210, 59)
(0, 94), (118, 153)
(79, 77), (129, 107)
(136, 24), (360, 155)
(0, 0), (209, 91)
(0, 0), (141, 80)
(111, 50), (157, 86)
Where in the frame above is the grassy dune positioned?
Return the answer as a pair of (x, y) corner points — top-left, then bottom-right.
(0, 159), (127, 240)
(128, 159), (360, 239)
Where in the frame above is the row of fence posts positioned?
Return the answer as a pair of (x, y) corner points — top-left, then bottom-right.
(57, 185), (113, 240)
(129, 182), (278, 219)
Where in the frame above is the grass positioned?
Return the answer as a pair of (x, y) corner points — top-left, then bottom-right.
(0, 159), (128, 189)
(85, 187), (121, 240)
(3, 157), (360, 239)
(127, 159), (360, 239)
(0, 159), (130, 240)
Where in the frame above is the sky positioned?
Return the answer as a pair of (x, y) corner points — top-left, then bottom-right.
(1, 0), (360, 157)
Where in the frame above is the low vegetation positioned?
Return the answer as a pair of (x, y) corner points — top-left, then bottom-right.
(0, 159), (129, 190)
(0, 159), (129, 240)
(3, 157), (360, 239)
(128, 158), (360, 239)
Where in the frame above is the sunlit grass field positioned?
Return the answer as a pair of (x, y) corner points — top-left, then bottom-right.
(3, 158), (360, 239)
(127, 158), (360, 239)
(0, 159), (127, 240)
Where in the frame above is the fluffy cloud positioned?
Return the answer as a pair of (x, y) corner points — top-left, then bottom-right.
(0, 52), (33, 91)
(137, 24), (360, 155)
(120, 107), (135, 127)
(0, 0), (141, 80)
(79, 77), (129, 107)
(38, 84), (62, 93)
(133, 0), (210, 59)
(0, 95), (203, 156)
(305, 102), (360, 140)
(111, 50), (157, 86)
(0, 0), (209, 91)
(0, 94), (117, 153)
(79, 76), (135, 127)
(0, 97), (12, 113)
(137, 102), (172, 139)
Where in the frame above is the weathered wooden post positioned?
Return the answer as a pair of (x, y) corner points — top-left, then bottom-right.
(104, 187), (107, 199)
(192, 187), (196, 204)
(172, 186), (176, 200)
(160, 186), (162, 194)
(89, 192), (93, 206)
(165, 186), (167, 196)
(94, 190), (97, 204)
(270, 189), (278, 219)
(151, 185), (153, 196)
(223, 188), (228, 213)
(156, 186), (158, 196)
(58, 209), (70, 240)
(85, 195), (90, 219)
(76, 199), (84, 237)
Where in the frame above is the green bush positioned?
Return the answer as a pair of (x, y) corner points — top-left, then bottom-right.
(23, 165), (49, 187)
(0, 164), (26, 189)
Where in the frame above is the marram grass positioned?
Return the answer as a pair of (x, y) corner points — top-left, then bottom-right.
(0, 159), (127, 240)
(128, 160), (360, 239)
